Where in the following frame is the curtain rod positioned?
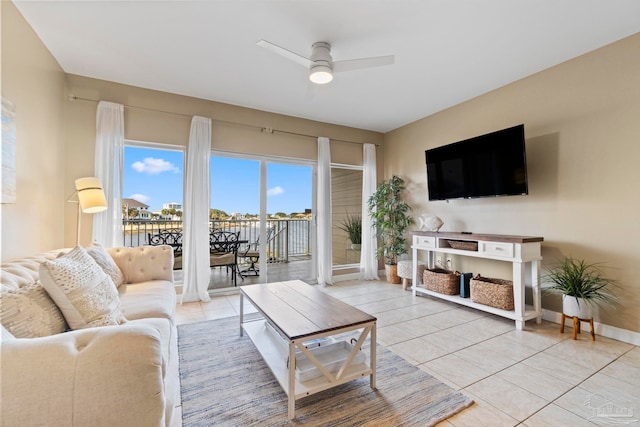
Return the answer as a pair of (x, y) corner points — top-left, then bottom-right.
(68, 95), (380, 147)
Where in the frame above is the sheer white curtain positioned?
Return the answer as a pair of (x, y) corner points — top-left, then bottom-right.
(93, 101), (124, 247)
(317, 137), (333, 286)
(181, 116), (212, 303)
(360, 143), (379, 280)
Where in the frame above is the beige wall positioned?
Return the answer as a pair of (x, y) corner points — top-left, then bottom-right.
(1, 2), (66, 260)
(384, 34), (640, 333)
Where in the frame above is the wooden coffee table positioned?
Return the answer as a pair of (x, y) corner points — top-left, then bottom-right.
(239, 280), (377, 419)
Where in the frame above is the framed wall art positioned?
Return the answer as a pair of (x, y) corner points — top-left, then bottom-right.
(2, 96), (17, 203)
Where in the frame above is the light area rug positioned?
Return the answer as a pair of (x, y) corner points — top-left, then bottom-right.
(178, 316), (473, 426)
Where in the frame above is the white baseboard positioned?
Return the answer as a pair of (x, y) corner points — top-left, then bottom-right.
(542, 309), (640, 346)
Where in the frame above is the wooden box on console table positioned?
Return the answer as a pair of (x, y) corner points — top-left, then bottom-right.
(411, 231), (544, 330)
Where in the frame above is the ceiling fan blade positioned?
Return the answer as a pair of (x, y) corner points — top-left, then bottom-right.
(333, 55), (395, 73)
(256, 39), (311, 68)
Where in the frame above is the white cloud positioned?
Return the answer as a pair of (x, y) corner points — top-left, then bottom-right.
(131, 157), (180, 174)
(267, 186), (284, 196)
(129, 194), (150, 203)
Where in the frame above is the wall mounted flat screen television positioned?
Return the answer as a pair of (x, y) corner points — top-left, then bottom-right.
(425, 124), (528, 201)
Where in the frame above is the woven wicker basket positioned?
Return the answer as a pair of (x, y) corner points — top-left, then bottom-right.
(470, 275), (514, 310)
(423, 268), (460, 295)
(447, 240), (478, 251)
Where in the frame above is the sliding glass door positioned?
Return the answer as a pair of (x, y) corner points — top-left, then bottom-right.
(210, 153), (314, 290)
(209, 155), (259, 290)
(123, 144), (361, 290)
(265, 161), (314, 283)
(331, 166), (363, 267)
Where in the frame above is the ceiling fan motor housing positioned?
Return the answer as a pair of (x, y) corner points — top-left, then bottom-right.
(310, 41), (333, 71)
(309, 41), (333, 83)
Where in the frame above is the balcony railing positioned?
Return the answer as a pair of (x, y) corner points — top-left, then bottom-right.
(122, 218), (311, 262)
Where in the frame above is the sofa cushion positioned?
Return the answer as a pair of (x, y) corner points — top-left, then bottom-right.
(86, 242), (125, 288)
(1, 250), (68, 291)
(119, 280), (176, 321)
(0, 283), (68, 338)
(107, 245), (174, 284)
(127, 317), (175, 379)
(39, 246), (127, 329)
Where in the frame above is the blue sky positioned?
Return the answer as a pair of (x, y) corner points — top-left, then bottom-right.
(123, 146), (312, 214)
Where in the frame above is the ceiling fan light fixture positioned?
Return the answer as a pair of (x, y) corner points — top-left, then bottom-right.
(309, 64), (333, 84)
(257, 39), (394, 85)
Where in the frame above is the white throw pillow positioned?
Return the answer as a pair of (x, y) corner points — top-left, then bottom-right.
(86, 241), (125, 288)
(39, 246), (127, 330)
(0, 283), (68, 338)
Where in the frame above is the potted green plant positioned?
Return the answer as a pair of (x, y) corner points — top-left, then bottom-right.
(543, 256), (618, 319)
(367, 175), (414, 284)
(337, 212), (362, 250)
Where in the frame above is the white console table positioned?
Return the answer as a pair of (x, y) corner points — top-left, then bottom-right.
(411, 231), (543, 330)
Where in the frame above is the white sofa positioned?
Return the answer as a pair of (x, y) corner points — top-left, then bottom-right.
(1, 245), (179, 427)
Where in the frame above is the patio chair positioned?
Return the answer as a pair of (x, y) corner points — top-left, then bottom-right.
(209, 230), (241, 286)
(148, 229), (183, 270)
(148, 229), (240, 286)
(238, 227), (273, 278)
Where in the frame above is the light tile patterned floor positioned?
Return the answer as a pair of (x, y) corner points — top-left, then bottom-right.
(174, 280), (640, 427)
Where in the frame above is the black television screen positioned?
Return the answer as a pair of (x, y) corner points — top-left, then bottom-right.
(425, 124), (528, 201)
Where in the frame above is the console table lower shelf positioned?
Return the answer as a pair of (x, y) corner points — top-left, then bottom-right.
(242, 319), (375, 418)
(412, 287), (541, 323)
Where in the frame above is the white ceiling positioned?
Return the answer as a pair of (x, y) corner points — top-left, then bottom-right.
(13, 1), (640, 133)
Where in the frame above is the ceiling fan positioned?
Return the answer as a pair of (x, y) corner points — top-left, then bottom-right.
(257, 39), (394, 84)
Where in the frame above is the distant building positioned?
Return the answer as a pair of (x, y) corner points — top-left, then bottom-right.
(152, 210), (170, 220)
(163, 202), (182, 211)
(122, 198), (150, 220)
(138, 209), (152, 220)
(123, 198), (150, 210)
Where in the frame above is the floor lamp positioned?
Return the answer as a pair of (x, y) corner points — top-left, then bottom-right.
(68, 177), (108, 245)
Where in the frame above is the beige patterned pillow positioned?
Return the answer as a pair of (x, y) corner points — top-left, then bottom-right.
(86, 241), (125, 288)
(0, 283), (68, 338)
(39, 246), (127, 330)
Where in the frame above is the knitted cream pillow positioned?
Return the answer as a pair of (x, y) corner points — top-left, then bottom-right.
(0, 283), (68, 338)
(39, 246), (127, 330)
(86, 241), (125, 288)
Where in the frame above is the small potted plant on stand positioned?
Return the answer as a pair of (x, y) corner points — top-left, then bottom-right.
(367, 175), (414, 284)
(337, 213), (362, 250)
(543, 256), (617, 339)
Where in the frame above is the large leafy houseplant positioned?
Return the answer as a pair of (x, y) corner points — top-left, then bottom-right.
(337, 212), (362, 246)
(368, 175), (413, 283)
(543, 257), (617, 318)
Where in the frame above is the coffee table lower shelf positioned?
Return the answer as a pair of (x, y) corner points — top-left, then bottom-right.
(242, 319), (374, 416)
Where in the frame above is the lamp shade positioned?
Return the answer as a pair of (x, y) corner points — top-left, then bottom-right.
(309, 64), (333, 84)
(74, 177), (107, 213)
